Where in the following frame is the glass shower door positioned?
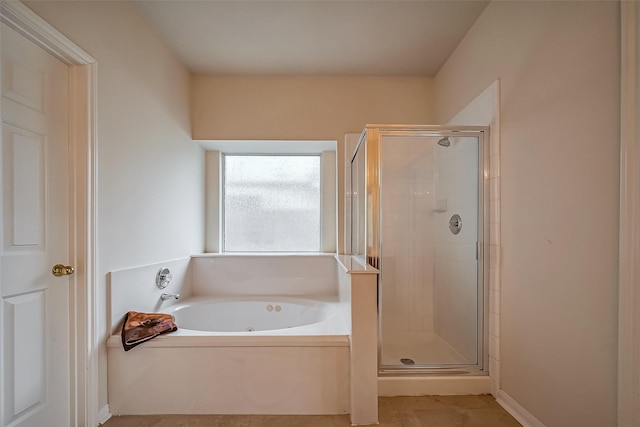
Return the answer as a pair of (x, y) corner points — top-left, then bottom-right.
(378, 132), (482, 369)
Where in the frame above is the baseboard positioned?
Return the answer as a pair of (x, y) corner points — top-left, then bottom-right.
(496, 390), (546, 427)
(97, 405), (111, 426)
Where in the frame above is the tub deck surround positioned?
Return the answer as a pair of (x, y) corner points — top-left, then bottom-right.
(106, 254), (380, 424)
(108, 258), (192, 334)
(106, 332), (350, 416)
(190, 253), (339, 297)
(106, 332), (348, 348)
(106, 300), (350, 416)
(336, 255), (380, 425)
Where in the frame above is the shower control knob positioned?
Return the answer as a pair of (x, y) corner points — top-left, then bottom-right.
(449, 214), (462, 235)
(156, 267), (173, 289)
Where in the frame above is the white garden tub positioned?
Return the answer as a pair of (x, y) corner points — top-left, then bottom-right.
(168, 296), (340, 334)
(106, 254), (381, 420)
(107, 296), (351, 415)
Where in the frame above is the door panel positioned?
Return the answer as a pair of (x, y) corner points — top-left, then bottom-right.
(3, 291), (46, 416)
(378, 134), (480, 368)
(1, 22), (70, 427)
(4, 125), (45, 249)
(3, 59), (45, 113)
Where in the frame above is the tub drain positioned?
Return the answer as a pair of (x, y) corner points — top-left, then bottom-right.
(400, 358), (415, 365)
(246, 327), (255, 332)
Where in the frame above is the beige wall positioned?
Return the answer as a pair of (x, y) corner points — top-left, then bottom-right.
(435, 2), (619, 426)
(191, 75), (434, 141)
(192, 76), (434, 253)
(24, 1), (205, 410)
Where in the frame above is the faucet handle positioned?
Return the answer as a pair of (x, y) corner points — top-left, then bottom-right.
(156, 268), (172, 289)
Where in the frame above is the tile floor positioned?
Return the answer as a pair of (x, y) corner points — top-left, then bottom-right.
(101, 395), (522, 426)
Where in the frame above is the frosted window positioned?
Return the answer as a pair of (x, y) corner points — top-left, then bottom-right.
(223, 155), (321, 252)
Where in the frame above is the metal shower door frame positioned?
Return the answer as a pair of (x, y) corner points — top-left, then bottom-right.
(352, 124), (490, 374)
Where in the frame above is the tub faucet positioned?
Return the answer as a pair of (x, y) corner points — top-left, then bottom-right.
(161, 292), (180, 301)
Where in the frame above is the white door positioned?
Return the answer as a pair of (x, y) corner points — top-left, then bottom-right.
(1, 22), (71, 427)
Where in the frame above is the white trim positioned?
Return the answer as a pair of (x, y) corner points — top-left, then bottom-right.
(0, 1), (93, 65)
(0, 2), (99, 427)
(496, 391), (546, 427)
(0, 16), (4, 427)
(321, 150), (337, 253)
(83, 62), (100, 427)
(97, 405), (111, 426)
(204, 151), (221, 252)
(619, 2), (640, 426)
(197, 139), (337, 154)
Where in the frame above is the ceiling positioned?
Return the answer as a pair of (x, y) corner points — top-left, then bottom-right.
(135, 0), (489, 76)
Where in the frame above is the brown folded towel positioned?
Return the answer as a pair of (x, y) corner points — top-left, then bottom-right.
(121, 311), (177, 351)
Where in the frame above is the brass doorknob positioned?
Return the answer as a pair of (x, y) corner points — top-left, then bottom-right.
(52, 264), (75, 277)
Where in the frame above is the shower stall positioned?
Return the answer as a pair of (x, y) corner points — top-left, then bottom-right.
(349, 125), (489, 374)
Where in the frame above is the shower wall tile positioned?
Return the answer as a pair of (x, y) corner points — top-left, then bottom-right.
(488, 137), (501, 396)
(490, 177), (500, 201)
(489, 245), (501, 269)
(489, 290), (501, 314)
(432, 136), (480, 362)
(447, 80), (500, 395)
(490, 132), (500, 158)
(489, 356), (501, 395)
(392, 256), (412, 332)
(489, 334), (500, 361)
(485, 200), (491, 224)
(484, 178), (491, 198)
(377, 131), (501, 361)
(489, 199), (501, 223)
(380, 140), (437, 337)
(490, 154), (500, 179)
(409, 274), (426, 332)
(489, 267), (501, 291)
(489, 312), (501, 338)
(490, 224), (501, 246)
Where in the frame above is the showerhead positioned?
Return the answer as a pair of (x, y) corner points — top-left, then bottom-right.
(437, 136), (450, 147)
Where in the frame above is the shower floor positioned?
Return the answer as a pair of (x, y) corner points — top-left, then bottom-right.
(381, 331), (472, 367)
